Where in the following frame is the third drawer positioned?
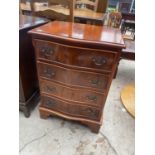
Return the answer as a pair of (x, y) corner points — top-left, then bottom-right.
(40, 79), (106, 107)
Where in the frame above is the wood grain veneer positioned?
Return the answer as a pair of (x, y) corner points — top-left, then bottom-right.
(29, 21), (125, 133)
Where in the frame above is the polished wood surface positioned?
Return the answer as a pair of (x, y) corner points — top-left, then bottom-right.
(41, 95), (101, 120)
(19, 14), (49, 30)
(29, 21), (125, 49)
(121, 84), (135, 117)
(20, 3), (105, 21)
(38, 61), (109, 92)
(19, 15), (48, 117)
(40, 79), (106, 107)
(29, 21), (125, 133)
(34, 39), (118, 72)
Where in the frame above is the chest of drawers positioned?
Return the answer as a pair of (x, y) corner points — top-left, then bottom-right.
(29, 21), (125, 133)
(19, 15), (48, 117)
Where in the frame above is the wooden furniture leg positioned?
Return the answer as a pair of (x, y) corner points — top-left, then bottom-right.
(113, 62), (119, 79)
(19, 105), (30, 117)
(86, 122), (101, 133)
(39, 108), (50, 119)
(81, 120), (102, 133)
(113, 66), (118, 78)
(23, 106), (30, 117)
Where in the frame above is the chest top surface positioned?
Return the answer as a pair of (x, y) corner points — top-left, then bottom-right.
(29, 21), (125, 49)
(19, 15), (49, 31)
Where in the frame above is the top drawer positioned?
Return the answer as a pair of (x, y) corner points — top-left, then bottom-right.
(33, 39), (117, 72)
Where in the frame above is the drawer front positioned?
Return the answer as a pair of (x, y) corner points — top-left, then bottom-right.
(38, 62), (109, 92)
(41, 95), (101, 120)
(34, 39), (117, 71)
(40, 79), (105, 107)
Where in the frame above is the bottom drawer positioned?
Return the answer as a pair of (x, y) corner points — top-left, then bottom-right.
(41, 95), (101, 121)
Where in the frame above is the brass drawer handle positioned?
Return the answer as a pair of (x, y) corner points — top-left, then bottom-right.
(40, 46), (54, 57)
(45, 99), (56, 107)
(92, 56), (107, 66)
(86, 95), (97, 102)
(43, 68), (55, 78)
(82, 108), (98, 117)
(85, 108), (93, 113)
(46, 86), (56, 92)
(90, 78), (99, 86)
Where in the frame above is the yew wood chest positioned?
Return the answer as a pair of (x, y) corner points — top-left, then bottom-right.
(29, 21), (125, 133)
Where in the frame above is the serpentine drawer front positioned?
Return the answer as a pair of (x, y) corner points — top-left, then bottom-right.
(40, 79), (106, 107)
(34, 39), (117, 72)
(29, 21), (125, 133)
(38, 62), (109, 92)
(41, 95), (101, 121)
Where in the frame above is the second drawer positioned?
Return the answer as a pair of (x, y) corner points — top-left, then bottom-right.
(38, 62), (110, 92)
